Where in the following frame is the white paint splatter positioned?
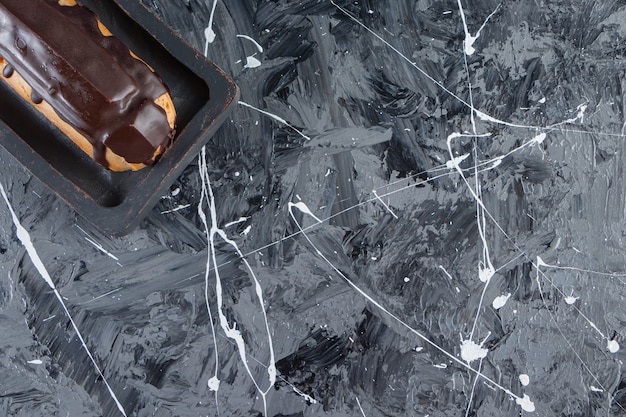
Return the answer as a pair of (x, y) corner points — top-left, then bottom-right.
(330, 0), (589, 133)
(439, 265), (454, 280)
(287, 202), (534, 411)
(288, 202), (323, 224)
(198, 147), (276, 416)
(492, 293), (511, 310)
(80, 288), (122, 306)
(236, 34), (264, 52)
(463, 358), (485, 417)
(479, 265), (495, 283)
(0, 183), (128, 417)
(536, 258), (622, 354)
(488, 157), (503, 169)
(290, 385), (316, 403)
(224, 216), (250, 228)
(519, 374), (530, 386)
(372, 190), (398, 219)
(207, 376), (220, 392)
(75, 225), (122, 265)
(574, 103), (588, 123)
(456, 1), (501, 56)
(238, 101), (311, 140)
(460, 339), (488, 363)
(474, 109), (500, 123)
(356, 397), (367, 417)
(197, 150), (223, 404)
(536, 256), (549, 267)
(462, 34), (478, 55)
(203, 0), (218, 55)
(516, 394), (535, 412)
(212, 7), (624, 415)
(456, 1), (475, 54)
(529, 132), (547, 146)
(160, 204), (191, 214)
(446, 153), (470, 170)
(244, 56), (262, 69)
(84, 237), (120, 263)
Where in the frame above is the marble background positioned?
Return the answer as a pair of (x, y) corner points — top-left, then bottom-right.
(2, 0), (626, 416)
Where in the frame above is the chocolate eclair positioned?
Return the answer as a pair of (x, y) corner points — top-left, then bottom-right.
(0, 0), (176, 171)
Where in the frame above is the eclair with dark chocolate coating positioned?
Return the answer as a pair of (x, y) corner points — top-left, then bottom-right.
(0, 0), (176, 171)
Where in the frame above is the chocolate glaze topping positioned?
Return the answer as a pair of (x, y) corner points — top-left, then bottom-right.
(31, 90), (43, 105)
(2, 64), (13, 78)
(0, 0), (174, 167)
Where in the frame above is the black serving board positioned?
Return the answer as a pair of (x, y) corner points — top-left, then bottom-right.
(0, 0), (239, 235)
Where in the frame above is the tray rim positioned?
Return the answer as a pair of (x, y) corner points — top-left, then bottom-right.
(0, 0), (240, 235)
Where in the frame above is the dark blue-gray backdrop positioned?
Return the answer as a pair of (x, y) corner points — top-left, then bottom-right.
(2, 0), (626, 416)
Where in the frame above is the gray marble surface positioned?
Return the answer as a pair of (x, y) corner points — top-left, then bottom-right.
(2, 0), (626, 416)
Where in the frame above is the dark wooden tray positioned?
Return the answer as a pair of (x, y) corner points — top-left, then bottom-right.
(0, 0), (239, 235)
